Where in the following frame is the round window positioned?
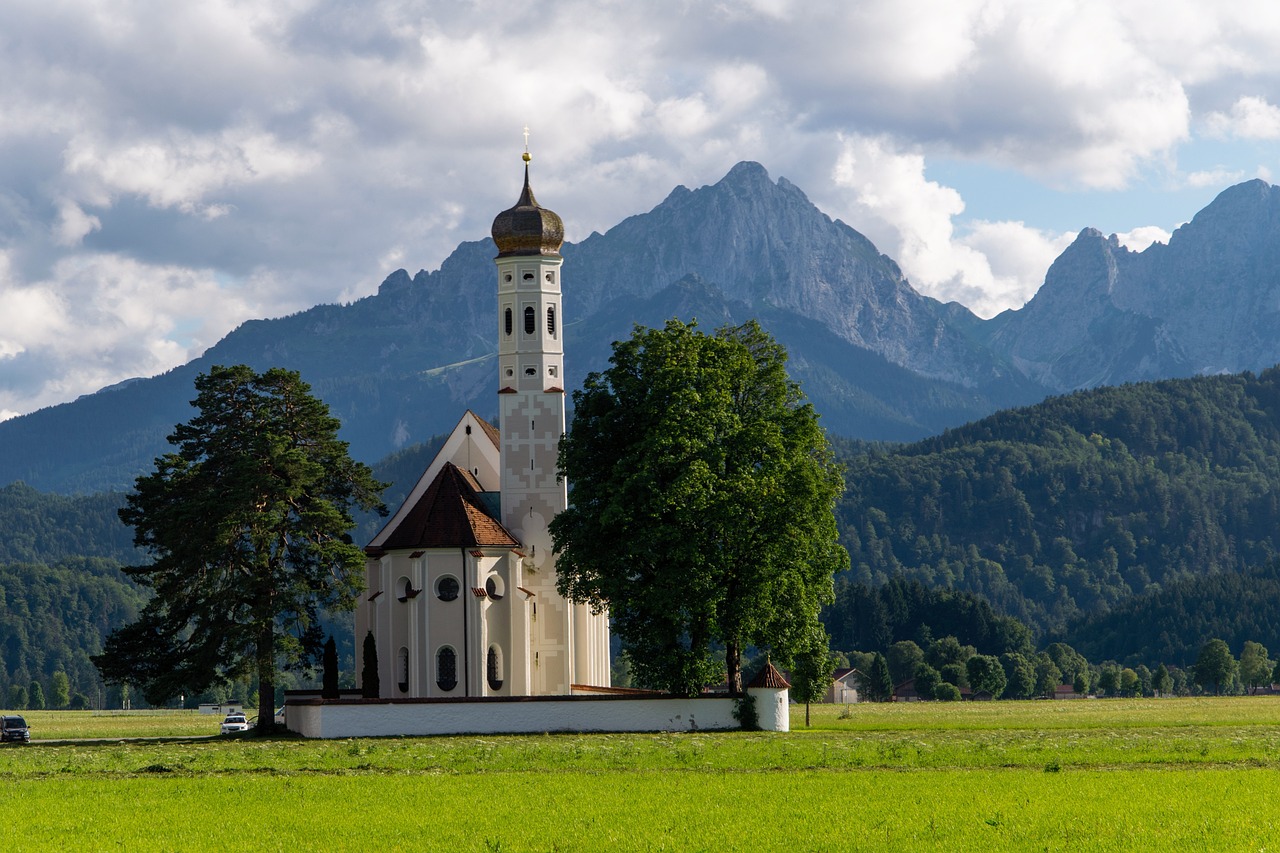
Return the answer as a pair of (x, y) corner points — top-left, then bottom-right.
(485, 575), (505, 601)
(436, 576), (460, 601)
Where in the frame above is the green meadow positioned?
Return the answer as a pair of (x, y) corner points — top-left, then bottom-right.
(4, 698), (1280, 850)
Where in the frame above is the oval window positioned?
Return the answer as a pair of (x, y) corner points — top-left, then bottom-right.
(524, 306), (535, 334)
(547, 306), (556, 336)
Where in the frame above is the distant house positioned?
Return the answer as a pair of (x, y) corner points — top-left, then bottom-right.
(894, 678), (921, 702)
(825, 668), (863, 704)
(1053, 684), (1083, 700)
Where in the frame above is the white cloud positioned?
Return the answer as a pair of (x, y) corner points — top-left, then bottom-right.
(830, 134), (1071, 317)
(1204, 96), (1280, 140)
(1114, 225), (1173, 252)
(63, 127), (322, 217)
(52, 200), (102, 247)
(0, 251), (264, 418)
(960, 220), (1076, 313)
(1184, 168), (1246, 188)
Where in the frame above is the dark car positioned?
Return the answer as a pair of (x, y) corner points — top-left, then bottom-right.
(0, 715), (31, 744)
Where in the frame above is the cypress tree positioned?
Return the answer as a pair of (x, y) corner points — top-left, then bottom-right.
(361, 631), (380, 699)
(28, 680), (45, 711)
(867, 652), (893, 702)
(322, 636), (339, 699)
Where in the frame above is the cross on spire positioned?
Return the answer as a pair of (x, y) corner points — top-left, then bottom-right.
(522, 126), (531, 163)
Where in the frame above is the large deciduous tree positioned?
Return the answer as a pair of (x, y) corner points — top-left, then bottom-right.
(965, 654), (1007, 698)
(93, 366), (385, 725)
(552, 320), (847, 696)
(1194, 638), (1237, 695)
(1238, 641), (1273, 694)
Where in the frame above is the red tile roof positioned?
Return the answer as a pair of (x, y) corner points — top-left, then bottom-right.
(747, 659), (791, 689)
(373, 462), (519, 551)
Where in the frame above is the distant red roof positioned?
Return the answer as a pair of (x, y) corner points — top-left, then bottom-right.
(369, 462), (518, 552)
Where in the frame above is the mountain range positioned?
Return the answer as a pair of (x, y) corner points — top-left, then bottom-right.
(4, 163), (1280, 494)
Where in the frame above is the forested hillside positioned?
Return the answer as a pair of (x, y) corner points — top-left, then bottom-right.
(839, 367), (1280, 637)
(1063, 561), (1280, 667)
(0, 558), (144, 706)
(823, 576), (1034, 658)
(0, 483), (137, 564)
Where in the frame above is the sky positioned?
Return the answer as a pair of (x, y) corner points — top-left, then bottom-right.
(2, 0), (1280, 421)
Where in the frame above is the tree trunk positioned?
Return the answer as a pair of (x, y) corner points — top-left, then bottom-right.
(805, 701), (811, 727)
(256, 617), (276, 734)
(726, 641), (742, 695)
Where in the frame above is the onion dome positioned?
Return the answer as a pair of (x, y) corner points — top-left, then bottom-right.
(491, 159), (564, 257)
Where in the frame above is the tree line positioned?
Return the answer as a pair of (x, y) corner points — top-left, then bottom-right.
(840, 633), (1277, 703)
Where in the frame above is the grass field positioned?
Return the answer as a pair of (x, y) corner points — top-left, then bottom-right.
(3, 698), (1280, 850)
(14, 708), (234, 740)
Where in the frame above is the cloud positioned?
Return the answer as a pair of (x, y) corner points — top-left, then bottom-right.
(52, 200), (102, 247)
(1203, 96), (1280, 140)
(1184, 168), (1246, 188)
(1114, 225), (1173, 252)
(830, 134), (1073, 317)
(63, 128), (323, 217)
(0, 250), (262, 418)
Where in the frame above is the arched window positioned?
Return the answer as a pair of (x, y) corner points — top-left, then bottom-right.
(436, 576), (459, 601)
(487, 645), (504, 691)
(396, 576), (420, 602)
(524, 306), (535, 334)
(436, 647), (457, 692)
(547, 306), (556, 337)
(397, 647), (409, 693)
(504, 307), (512, 336)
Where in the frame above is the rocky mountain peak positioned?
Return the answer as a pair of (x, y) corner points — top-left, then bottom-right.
(990, 177), (1280, 392)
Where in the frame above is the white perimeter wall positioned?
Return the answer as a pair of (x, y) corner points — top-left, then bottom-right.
(288, 689), (789, 738)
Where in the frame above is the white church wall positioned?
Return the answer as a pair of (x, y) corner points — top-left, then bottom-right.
(426, 549), (465, 698)
(286, 688), (789, 738)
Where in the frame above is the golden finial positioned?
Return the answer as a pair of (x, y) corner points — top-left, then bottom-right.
(522, 125), (532, 162)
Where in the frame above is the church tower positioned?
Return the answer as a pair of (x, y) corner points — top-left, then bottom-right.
(491, 150), (610, 692)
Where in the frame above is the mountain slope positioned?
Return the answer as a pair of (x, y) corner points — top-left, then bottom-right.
(0, 163), (1043, 493)
(838, 367), (1280, 636)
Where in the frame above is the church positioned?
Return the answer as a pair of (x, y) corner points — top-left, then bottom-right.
(355, 152), (612, 699)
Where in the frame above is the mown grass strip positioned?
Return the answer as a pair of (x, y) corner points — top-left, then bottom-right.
(4, 767), (1280, 851)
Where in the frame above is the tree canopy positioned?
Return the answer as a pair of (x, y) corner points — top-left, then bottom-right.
(93, 366), (385, 719)
(1194, 639), (1237, 695)
(551, 320), (847, 696)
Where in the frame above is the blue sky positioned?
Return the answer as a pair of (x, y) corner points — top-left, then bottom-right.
(1, 0), (1278, 420)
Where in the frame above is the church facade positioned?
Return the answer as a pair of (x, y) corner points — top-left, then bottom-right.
(356, 159), (611, 698)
